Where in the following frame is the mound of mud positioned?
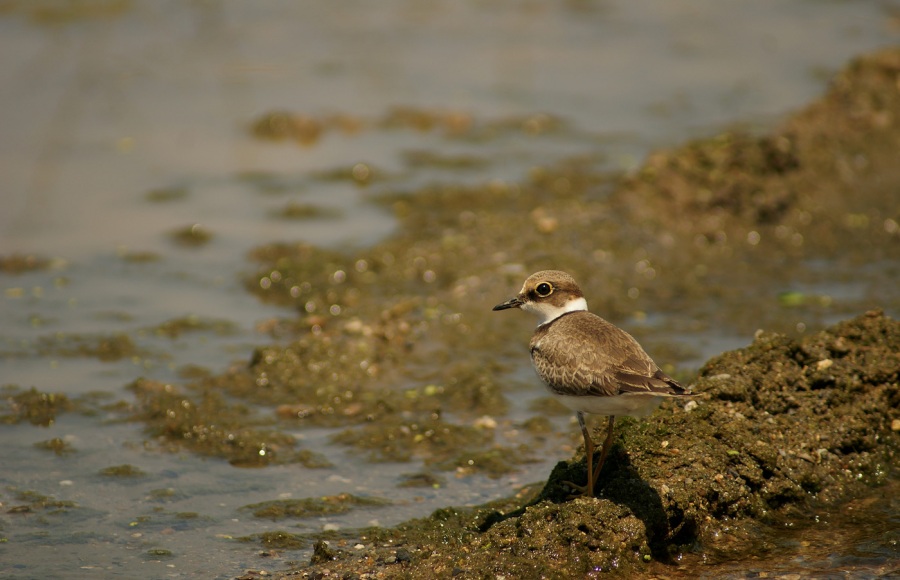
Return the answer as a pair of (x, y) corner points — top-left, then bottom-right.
(279, 308), (897, 579)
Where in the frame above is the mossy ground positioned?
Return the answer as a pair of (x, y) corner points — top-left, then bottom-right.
(242, 310), (897, 579)
(4, 45), (893, 577)
(137, 48), (900, 478)
(223, 48), (900, 577)
(242, 494), (392, 521)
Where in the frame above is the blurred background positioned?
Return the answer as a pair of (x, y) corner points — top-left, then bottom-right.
(1, 1), (898, 577)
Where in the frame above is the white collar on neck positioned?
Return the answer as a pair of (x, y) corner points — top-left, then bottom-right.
(524, 296), (588, 326)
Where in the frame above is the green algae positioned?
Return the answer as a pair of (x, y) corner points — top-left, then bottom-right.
(419, 360), (511, 417)
(30, 332), (143, 362)
(310, 539), (339, 564)
(0, 386), (73, 426)
(238, 341), (387, 426)
(250, 111), (325, 145)
(169, 223), (213, 247)
(435, 445), (537, 479)
(292, 449), (333, 469)
(99, 464), (146, 478)
(270, 202), (341, 220)
(331, 415), (492, 465)
(247, 106), (554, 149)
(309, 163), (381, 186)
(127, 378), (331, 468)
(520, 415), (556, 435)
(1, 387), (124, 427)
(7, 490), (77, 514)
(6, 0), (131, 24)
(70, 333), (140, 361)
(238, 529), (332, 551)
(117, 249), (162, 263)
(34, 437), (76, 456)
(125, 508), (211, 535)
(253, 531), (307, 550)
(0, 254), (52, 274)
(401, 149), (489, 170)
(397, 472), (445, 489)
(242, 493), (391, 521)
(147, 488), (183, 501)
(150, 315), (236, 339)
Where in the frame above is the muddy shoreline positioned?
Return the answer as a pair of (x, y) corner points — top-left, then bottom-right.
(219, 47), (900, 578)
(2, 6), (898, 578)
(239, 310), (898, 579)
(1, 39), (897, 580)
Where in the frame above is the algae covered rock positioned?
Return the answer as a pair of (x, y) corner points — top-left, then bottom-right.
(288, 310), (897, 578)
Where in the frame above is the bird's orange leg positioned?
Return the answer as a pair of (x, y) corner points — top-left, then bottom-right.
(590, 416), (616, 489)
(563, 411), (596, 497)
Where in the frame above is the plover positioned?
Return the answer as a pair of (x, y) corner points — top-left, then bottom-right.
(493, 270), (691, 497)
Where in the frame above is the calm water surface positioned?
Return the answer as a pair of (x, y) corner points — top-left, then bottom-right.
(1, 2), (898, 577)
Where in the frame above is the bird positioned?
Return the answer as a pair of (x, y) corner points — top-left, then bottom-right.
(493, 269), (691, 497)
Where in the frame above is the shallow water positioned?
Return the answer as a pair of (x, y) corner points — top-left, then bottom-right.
(1, 2), (899, 578)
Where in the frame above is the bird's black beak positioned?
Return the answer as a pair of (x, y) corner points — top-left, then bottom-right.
(492, 297), (523, 311)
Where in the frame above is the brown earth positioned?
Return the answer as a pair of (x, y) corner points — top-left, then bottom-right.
(197, 47), (900, 578)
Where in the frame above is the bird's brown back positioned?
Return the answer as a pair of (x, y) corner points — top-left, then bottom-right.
(529, 311), (687, 399)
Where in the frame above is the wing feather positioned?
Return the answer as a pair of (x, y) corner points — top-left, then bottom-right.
(530, 311), (687, 398)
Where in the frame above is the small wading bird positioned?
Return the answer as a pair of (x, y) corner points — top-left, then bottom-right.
(493, 270), (691, 497)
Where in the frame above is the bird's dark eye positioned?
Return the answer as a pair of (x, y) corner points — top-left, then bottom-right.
(535, 282), (553, 297)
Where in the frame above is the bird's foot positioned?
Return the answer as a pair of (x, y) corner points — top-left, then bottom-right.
(561, 479), (594, 499)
